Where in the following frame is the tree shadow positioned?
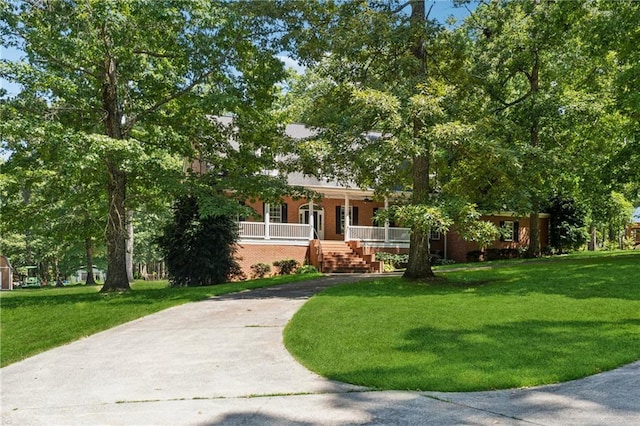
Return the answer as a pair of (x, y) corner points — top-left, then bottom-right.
(329, 318), (640, 392)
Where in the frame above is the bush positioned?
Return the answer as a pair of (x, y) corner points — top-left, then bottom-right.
(375, 252), (409, 269)
(273, 259), (300, 275)
(250, 262), (271, 279)
(548, 195), (589, 253)
(467, 248), (523, 262)
(430, 254), (456, 266)
(296, 265), (319, 274)
(157, 195), (244, 287)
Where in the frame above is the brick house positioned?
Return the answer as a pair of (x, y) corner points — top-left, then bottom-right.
(193, 118), (550, 275)
(627, 208), (640, 248)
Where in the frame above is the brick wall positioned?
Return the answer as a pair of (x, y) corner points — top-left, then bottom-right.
(235, 244), (309, 278)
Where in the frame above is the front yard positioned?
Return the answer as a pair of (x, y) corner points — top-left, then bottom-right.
(284, 251), (640, 391)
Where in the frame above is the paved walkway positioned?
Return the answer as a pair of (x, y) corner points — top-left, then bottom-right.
(1, 274), (639, 425)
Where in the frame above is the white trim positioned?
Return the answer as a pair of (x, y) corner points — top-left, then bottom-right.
(237, 239), (310, 246)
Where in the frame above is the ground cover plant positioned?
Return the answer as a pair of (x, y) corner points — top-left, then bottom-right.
(0, 273), (322, 367)
(284, 251), (640, 392)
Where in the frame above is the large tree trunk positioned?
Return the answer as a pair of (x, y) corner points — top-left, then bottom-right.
(404, 227), (434, 279)
(404, 153), (436, 279)
(101, 161), (130, 291)
(527, 210), (541, 257)
(403, 0), (436, 280)
(100, 51), (131, 292)
(85, 237), (97, 285)
(525, 43), (542, 258)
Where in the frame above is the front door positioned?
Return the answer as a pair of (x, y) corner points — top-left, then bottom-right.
(299, 206), (324, 240)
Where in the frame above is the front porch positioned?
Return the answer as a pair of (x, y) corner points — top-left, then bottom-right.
(238, 221), (411, 245)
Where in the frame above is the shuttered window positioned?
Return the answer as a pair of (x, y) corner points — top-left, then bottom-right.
(499, 220), (519, 242)
(263, 203), (288, 223)
(335, 205), (358, 234)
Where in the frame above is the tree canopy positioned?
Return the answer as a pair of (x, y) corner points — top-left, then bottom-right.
(1, 0), (637, 286)
(1, 0), (297, 290)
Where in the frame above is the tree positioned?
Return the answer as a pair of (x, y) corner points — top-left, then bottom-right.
(548, 195), (589, 253)
(281, 0), (490, 279)
(1, 1), (289, 291)
(157, 195), (243, 286)
(463, 0), (597, 257)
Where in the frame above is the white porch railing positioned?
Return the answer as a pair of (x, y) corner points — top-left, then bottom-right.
(238, 222), (310, 240)
(269, 223), (310, 239)
(239, 222), (411, 243)
(349, 226), (385, 241)
(238, 222), (265, 238)
(387, 227), (411, 242)
(350, 225), (411, 242)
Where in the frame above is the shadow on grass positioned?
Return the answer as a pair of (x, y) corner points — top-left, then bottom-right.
(328, 318), (640, 392)
(314, 252), (640, 301)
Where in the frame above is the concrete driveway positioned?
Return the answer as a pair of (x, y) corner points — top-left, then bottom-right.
(1, 274), (639, 425)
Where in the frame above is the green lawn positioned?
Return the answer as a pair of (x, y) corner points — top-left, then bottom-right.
(0, 273), (322, 367)
(284, 251), (640, 392)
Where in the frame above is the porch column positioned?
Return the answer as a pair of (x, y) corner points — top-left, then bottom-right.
(344, 194), (350, 242)
(308, 200), (315, 240)
(264, 203), (270, 239)
(384, 197), (390, 243)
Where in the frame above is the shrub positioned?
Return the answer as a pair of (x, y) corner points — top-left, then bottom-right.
(548, 195), (589, 253)
(467, 248), (523, 262)
(382, 263), (396, 272)
(157, 195), (244, 286)
(273, 259), (300, 275)
(375, 252), (409, 269)
(250, 263), (271, 279)
(296, 265), (319, 274)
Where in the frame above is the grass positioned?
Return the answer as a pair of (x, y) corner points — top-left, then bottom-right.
(0, 273), (322, 367)
(284, 251), (640, 392)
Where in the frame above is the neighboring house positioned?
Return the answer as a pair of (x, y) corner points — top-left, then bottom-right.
(627, 207), (640, 248)
(191, 119), (550, 275)
(70, 267), (106, 284)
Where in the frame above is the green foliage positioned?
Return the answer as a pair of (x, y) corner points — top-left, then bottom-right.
(272, 259), (300, 275)
(375, 252), (409, 269)
(0, 1), (293, 291)
(157, 196), (244, 287)
(250, 262), (272, 279)
(296, 264), (319, 275)
(548, 195), (589, 253)
(285, 252), (640, 392)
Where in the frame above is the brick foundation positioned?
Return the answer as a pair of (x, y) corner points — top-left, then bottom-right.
(235, 244), (309, 278)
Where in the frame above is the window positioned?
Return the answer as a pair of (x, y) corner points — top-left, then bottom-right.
(264, 203), (287, 223)
(269, 204), (283, 223)
(335, 205), (358, 234)
(633, 229), (640, 242)
(430, 230), (441, 240)
(503, 221), (514, 241)
(500, 220), (519, 242)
